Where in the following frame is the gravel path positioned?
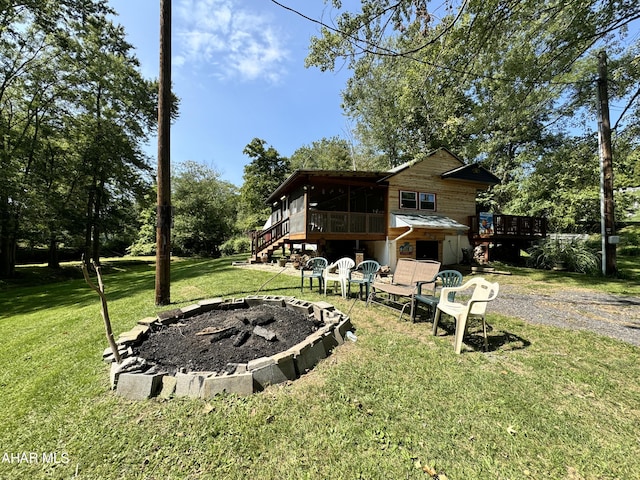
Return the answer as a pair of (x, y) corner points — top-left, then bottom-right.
(490, 285), (640, 347)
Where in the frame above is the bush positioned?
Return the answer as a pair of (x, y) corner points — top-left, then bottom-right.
(221, 236), (251, 256)
(527, 238), (600, 274)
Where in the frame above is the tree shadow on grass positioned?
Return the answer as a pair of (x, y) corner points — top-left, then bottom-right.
(0, 256), (262, 317)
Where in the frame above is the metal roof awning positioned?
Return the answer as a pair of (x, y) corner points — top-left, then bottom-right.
(392, 213), (469, 231)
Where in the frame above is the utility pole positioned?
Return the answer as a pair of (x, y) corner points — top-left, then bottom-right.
(596, 50), (617, 276)
(155, 0), (172, 305)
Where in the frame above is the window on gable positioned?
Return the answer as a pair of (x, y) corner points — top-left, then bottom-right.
(419, 193), (436, 211)
(400, 191), (417, 209)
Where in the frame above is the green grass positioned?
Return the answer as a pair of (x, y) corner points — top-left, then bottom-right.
(1, 256), (639, 479)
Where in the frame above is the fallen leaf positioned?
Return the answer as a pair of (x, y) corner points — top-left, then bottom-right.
(422, 464), (437, 476)
(507, 425), (517, 435)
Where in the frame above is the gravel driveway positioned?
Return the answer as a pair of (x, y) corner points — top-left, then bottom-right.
(490, 285), (640, 347)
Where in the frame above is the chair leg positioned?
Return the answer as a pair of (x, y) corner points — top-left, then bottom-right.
(432, 308), (441, 336)
(409, 296), (416, 323)
(482, 316), (489, 351)
(454, 315), (467, 354)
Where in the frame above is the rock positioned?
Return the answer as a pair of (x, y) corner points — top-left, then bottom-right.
(253, 325), (277, 341)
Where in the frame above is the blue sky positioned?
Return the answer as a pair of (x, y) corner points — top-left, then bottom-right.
(108, 0), (357, 187)
(108, 1), (639, 188)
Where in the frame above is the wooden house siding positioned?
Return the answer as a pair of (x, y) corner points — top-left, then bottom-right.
(385, 150), (481, 226)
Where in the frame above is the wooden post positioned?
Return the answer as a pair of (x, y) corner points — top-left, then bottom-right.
(155, 0), (172, 305)
(596, 50), (617, 276)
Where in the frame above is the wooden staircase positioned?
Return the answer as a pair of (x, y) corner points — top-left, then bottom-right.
(250, 218), (290, 261)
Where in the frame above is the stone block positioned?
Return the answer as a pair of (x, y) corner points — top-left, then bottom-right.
(334, 317), (354, 344)
(244, 295), (266, 307)
(158, 375), (177, 399)
(323, 309), (344, 326)
(286, 299), (314, 315)
(312, 301), (335, 321)
(103, 345), (131, 363)
(261, 296), (290, 307)
(271, 351), (297, 381)
(110, 357), (147, 388)
(197, 298), (225, 312)
(321, 330), (339, 353)
(117, 324), (150, 345)
(201, 372), (254, 398)
(180, 304), (203, 319)
(220, 298), (246, 310)
(157, 308), (184, 325)
(293, 336), (327, 375)
(138, 316), (160, 327)
(174, 372), (214, 398)
(116, 372), (164, 400)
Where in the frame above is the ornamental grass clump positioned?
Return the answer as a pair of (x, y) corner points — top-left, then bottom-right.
(527, 237), (600, 274)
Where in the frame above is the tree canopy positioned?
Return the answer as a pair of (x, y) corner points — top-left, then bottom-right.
(237, 138), (291, 232)
(0, 0), (160, 276)
(296, 0), (640, 229)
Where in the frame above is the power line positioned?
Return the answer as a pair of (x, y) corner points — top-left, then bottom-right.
(270, 0), (635, 88)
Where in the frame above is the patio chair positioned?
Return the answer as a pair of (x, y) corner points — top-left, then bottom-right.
(433, 277), (500, 354)
(300, 257), (328, 293)
(368, 259), (441, 321)
(411, 270), (463, 322)
(323, 257), (355, 297)
(347, 260), (380, 300)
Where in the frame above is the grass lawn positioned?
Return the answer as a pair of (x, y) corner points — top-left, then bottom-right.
(1, 256), (639, 479)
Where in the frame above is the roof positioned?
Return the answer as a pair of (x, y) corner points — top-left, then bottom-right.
(441, 163), (500, 185)
(392, 213), (469, 231)
(266, 169), (387, 204)
(265, 148), (499, 203)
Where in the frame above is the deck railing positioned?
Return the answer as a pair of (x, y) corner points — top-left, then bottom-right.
(252, 211), (386, 256)
(252, 217), (289, 256)
(469, 214), (547, 238)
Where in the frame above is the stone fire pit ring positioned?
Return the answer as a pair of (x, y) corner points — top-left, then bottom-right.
(104, 295), (354, 401)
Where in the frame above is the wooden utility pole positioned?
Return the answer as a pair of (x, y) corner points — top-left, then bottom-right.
(155, 0), (172, 305)
(596, 50), (617, 276)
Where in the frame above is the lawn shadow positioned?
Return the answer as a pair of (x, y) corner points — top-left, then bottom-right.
(433, 318), (531, 353)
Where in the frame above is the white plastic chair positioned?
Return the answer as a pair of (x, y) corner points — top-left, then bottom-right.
(323, 257), (355, 297)
(433, 277), (500, 354)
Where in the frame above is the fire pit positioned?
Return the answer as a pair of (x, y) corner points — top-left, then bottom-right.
(105, 295), (353, 400)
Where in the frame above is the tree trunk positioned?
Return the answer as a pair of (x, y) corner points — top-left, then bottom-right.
(47, 235), (60, 269)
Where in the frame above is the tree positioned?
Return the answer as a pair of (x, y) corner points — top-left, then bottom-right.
(289, 136), (354, 170)
(299, 0), (640, 227)
(0, 1), (159, 276)
(172, 161), (238, 257)
(237, 138), (290, 232)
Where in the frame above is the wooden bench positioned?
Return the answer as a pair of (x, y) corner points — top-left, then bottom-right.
(368, 259), (441, 320)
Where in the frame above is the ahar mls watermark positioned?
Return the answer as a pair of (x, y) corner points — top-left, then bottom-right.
(2, 452), (70, 465)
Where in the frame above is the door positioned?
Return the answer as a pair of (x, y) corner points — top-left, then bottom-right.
(416, 240), (439, 261)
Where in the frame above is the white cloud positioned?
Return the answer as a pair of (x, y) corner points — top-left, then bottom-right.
(176, 0), (289, 83)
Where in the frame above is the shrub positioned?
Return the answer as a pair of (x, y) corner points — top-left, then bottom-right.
(526, 238), (600, 274)
(221, 236), (251, 256)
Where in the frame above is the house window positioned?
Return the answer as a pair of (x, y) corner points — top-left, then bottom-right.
(419, 193), (436, 211)
(400, 191), (417, 209)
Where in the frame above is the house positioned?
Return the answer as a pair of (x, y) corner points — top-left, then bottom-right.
(251, 148), (546, 267)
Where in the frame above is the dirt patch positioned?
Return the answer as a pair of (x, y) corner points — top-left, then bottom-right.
(134, 304), (321, 375)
